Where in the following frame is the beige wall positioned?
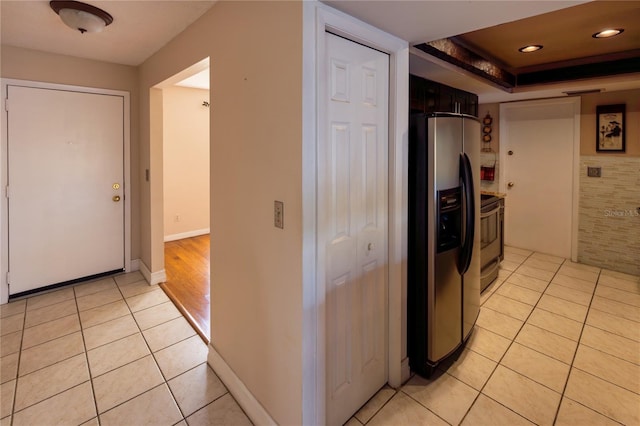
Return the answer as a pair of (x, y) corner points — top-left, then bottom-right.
(580, 88), (640, 157)
(1, 45), (141, 261)
(139, 2), (303, 424)
(162, 86), (210, 239)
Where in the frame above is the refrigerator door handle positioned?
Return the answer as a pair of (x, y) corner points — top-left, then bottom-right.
(458, 152), (475, 275)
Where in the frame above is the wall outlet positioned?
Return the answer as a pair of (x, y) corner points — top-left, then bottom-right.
(274, 201), (284, 229)
(587, 166), (601, 177)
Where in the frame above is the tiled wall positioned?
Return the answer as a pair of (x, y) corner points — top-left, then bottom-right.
(578, 155), (640, 275)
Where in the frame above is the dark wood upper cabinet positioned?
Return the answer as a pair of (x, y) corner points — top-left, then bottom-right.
(410, 74), (478, 117)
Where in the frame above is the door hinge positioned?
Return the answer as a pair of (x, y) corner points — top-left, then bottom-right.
(6, 272), (9, 285)
(5, 186), (9, 199)
(4, 99), (8, 112)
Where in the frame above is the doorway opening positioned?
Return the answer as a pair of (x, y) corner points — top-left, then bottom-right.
(153, 58), (211, 341)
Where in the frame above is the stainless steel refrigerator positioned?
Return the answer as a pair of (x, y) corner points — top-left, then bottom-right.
(408, 113), (481, 376)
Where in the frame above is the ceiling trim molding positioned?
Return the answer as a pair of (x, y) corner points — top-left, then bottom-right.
(414, 38), (640, 92)
(517, 57), (640, 86)
(414, 39), (516, 90)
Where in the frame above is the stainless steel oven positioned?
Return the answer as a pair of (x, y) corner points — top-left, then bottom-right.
(480, 194), (504, 292)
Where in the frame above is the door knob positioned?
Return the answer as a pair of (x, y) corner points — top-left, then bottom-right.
(112, 195), (121, 202)
(507, 182), (515, 188)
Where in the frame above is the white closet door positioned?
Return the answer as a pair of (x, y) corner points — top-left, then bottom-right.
(321, 32), (389, 426)
(8, 85), (125, 295)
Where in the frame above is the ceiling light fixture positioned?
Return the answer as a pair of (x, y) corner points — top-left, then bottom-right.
(592, 29), (624, 39)
(50, 1), (113, 34)
(518, 45), (543, 53)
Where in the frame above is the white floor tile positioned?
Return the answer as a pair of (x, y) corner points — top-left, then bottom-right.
(367, 392), (447, 426)
(402, 372), (478, 425)
(1, 251), (638, 426)
(483, 365), (561, 425)
(92, 355), (164, 413)
(99, 384), (182, 426)
(186, 393), (252, 426)
(168, 363), (227, 417)
(564, 368), (640, 426)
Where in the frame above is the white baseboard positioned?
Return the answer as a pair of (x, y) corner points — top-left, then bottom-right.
(164, 228), (210, 242)
(207, 344), (276, 426)
(138, 259), (166, 285)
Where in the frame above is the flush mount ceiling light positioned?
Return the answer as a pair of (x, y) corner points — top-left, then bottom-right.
(518, 45), (543, 53)
(592, 28), (624, 39)
(50, 1), (113, 34)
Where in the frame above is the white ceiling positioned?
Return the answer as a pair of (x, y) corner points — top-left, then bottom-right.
(323, 0), (640, 103)
(1, 0), (582, 68)
(2, 1), (639, 102)
(323, 1), (586, 45)
(175, 68), (209, 89)
(0, 1), (216, 66)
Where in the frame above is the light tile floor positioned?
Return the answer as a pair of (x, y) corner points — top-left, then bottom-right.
(0, 272), (252, 426)
(347, 246), (640, 426)
(1, 248), (639, 425)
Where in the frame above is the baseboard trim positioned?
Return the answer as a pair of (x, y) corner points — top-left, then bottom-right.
(164, 228), (210, 242)
(138, 260), (166, 285)
(207, 344), (277, 426)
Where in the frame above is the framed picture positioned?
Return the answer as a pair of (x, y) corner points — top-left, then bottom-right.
(596, 104), (625, 152)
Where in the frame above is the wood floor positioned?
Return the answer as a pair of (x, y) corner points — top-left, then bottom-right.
(160, 234), (210, 342)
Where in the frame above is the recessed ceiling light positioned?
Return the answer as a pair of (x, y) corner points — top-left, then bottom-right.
(592, 29), (624, 38)
(518, 45), (543, 53)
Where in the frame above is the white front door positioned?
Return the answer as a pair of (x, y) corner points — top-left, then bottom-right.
(7, 85), (125, 296)
(500, 98), (579, 258)
(320, 32), (389, 426)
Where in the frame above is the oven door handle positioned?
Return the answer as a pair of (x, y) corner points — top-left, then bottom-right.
(480, 205), (501, 219)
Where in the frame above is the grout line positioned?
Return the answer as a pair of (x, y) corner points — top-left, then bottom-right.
(13, 332), (85, 378)
(9, 381), (94, 423)
(116, 279), (190, 424)
(75, 280), (106, 426)
(96, 382), (169, 420)
(8, 285), (97, 424)
(459, 249), (560, 425)
(184, 392), (238, 425)
(158, 284), (209, 344)
(570, 357), (640, 394)
(351, 385), (395, 425)
(18, 312), (79, 350)
(550, 267), (603, 425)
(7, 299), (27, 426)
(394, 387), (451, 426)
